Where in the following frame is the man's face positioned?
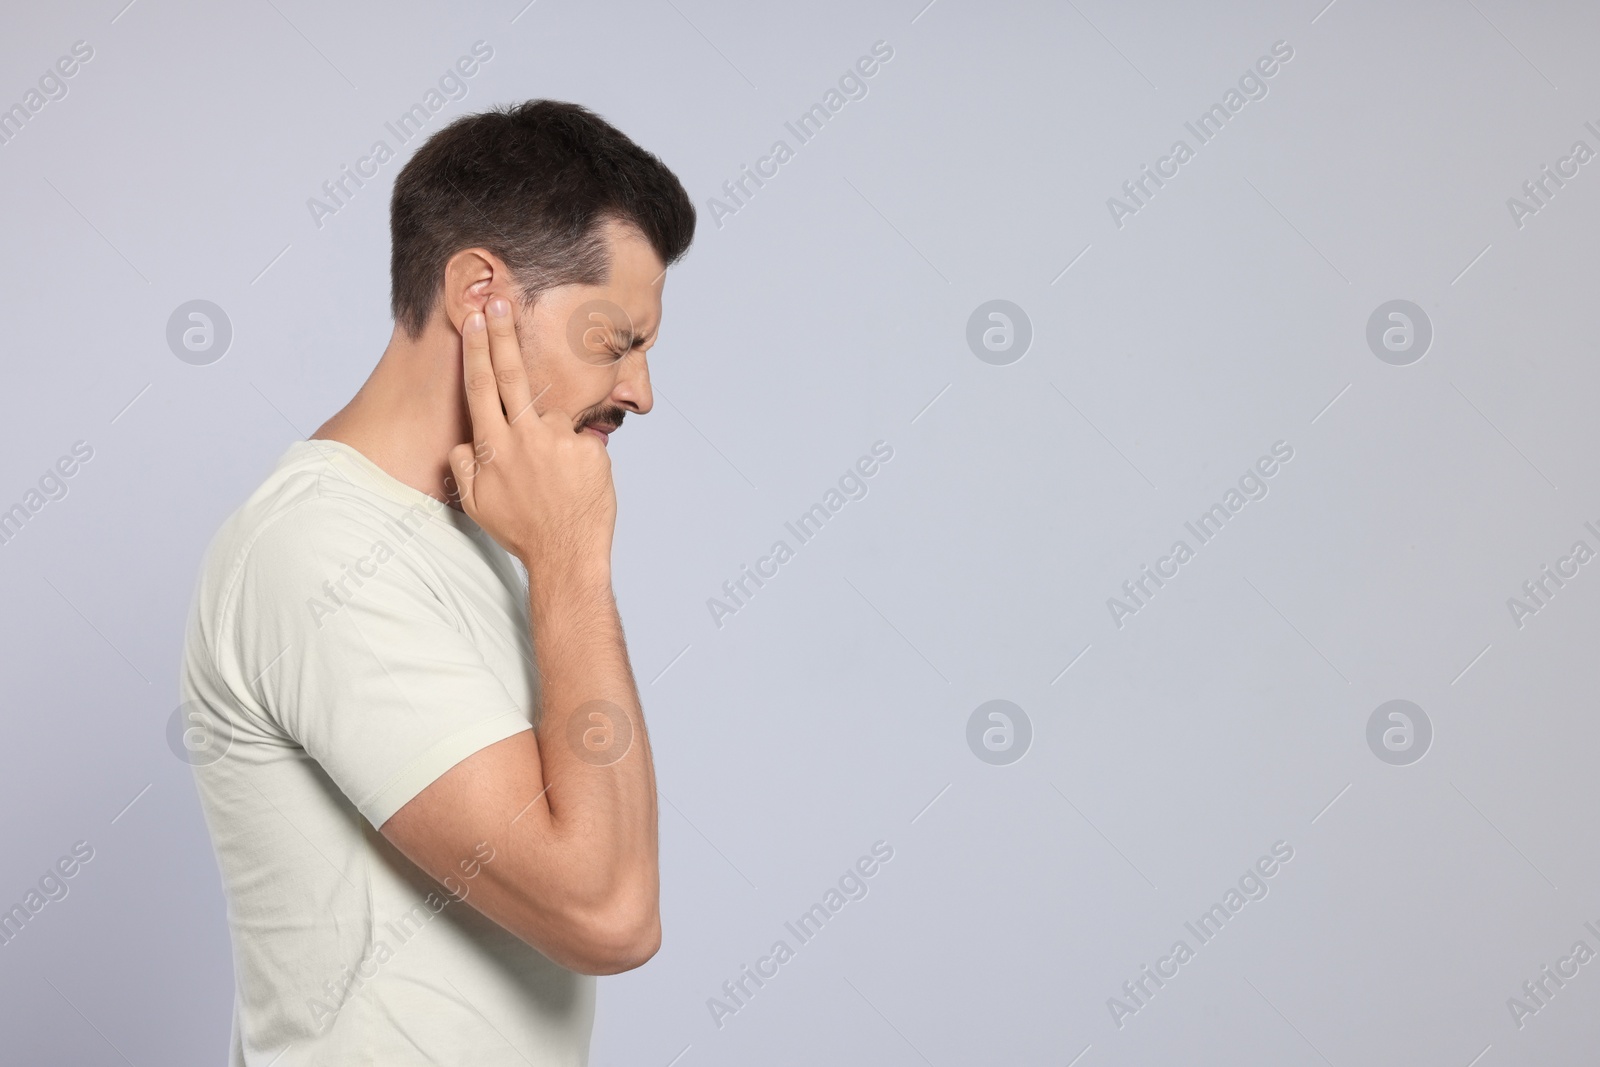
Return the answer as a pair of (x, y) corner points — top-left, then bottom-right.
(508, 220), (666, 447)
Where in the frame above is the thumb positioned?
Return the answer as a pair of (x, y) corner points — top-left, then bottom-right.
(447, 442), (480, 514)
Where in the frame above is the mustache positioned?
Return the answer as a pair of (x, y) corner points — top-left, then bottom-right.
(576, 405), (628, 432)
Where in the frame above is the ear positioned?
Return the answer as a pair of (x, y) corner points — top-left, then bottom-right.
(440, 248), (514, 333)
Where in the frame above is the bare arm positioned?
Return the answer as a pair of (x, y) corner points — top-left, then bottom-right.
(380, 295), (659, 975)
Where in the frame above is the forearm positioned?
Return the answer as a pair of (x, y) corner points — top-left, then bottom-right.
(390, 293), (667, 974)
(525, 564), (658, 919)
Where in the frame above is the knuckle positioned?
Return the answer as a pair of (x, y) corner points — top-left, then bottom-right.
(466, 371), (499, 394)
(495, 367), (524, 386)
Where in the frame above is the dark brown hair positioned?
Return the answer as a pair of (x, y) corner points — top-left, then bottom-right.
(389, 100), (696, 339)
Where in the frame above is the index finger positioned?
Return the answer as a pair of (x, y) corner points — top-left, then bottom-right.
(486, 296), (534, 421)
(461, 310), (505, 441)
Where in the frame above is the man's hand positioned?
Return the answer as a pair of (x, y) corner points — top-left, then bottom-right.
(448, 296), (616, 580)
(382, 291), (660, 976)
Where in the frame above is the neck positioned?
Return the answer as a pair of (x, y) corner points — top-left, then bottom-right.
(311, 321), (471, 510)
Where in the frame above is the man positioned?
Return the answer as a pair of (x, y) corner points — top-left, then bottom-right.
(179, 100), (696, 1065)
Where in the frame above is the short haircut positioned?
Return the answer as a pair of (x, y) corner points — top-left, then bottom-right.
(389, 99), (696, 339)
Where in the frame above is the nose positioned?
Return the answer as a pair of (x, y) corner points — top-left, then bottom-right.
(612, 351), (652, 415)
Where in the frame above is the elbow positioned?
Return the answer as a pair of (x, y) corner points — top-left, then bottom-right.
(519, 868), (659, 974)
(564, 898), (661, 975)
(499, 847), (661, 974)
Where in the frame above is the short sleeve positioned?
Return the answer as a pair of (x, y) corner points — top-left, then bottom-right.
(220, 493), (533, 827)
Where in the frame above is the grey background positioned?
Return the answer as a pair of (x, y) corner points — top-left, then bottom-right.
(1, 0), (1596, 1064)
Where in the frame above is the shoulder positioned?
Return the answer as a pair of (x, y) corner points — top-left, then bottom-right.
(203, 461), (450, 633)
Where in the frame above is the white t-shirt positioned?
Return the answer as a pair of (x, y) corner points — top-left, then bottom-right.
(179, 438), (594, 1066)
